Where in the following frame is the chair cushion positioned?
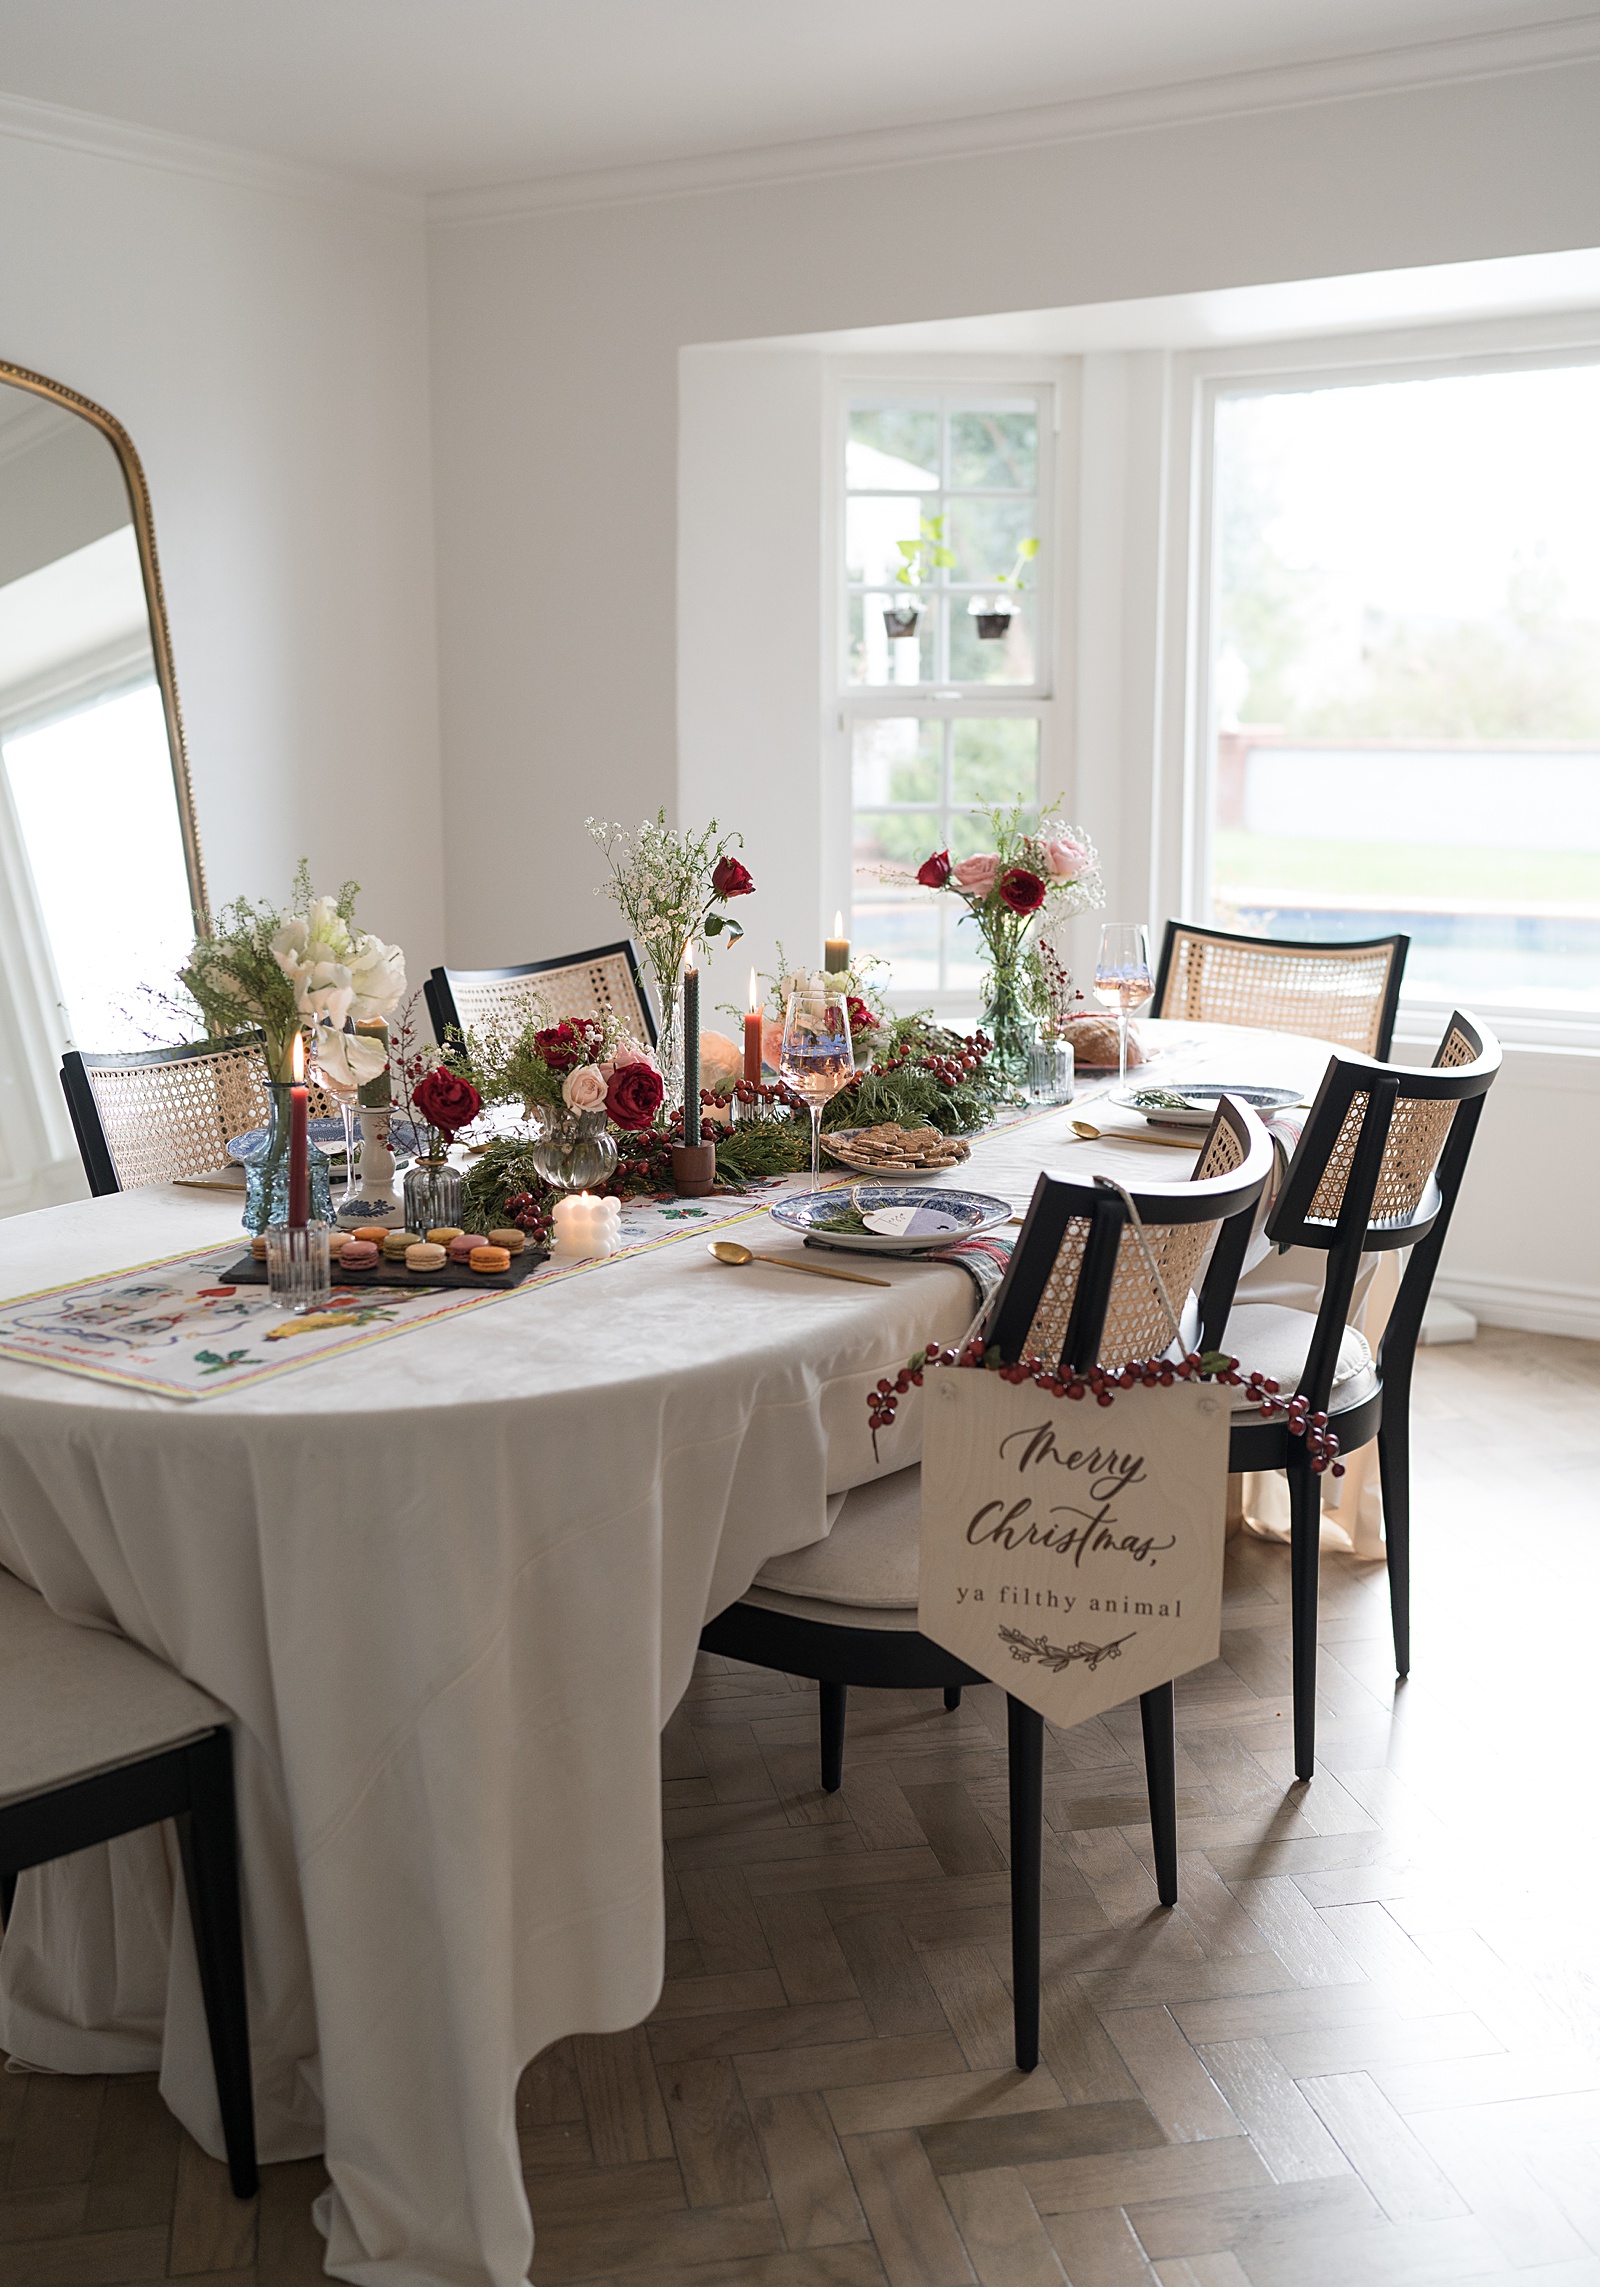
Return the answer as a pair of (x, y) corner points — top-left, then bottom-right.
(0, 1568), (228, 1809)
(753, 1465), (922, 1612)
(1221, 1302), (1378, 1414)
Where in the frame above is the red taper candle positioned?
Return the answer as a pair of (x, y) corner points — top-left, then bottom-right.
(743, 968), (762, 1085)
(288, 1031), (309, 1229)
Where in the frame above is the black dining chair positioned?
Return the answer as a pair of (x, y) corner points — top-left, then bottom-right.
(0, 1567), (257, 2198)
(60, 1034), (339, 1197)
(1153, 920), (1409, 1058)
(424, 940), (655, 1051)
(1221, 1010), (1501, 1781)
(701, 1097), (1275, 2071)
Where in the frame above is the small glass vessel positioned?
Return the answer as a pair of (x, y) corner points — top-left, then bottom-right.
(1027, 1030), (1075, 1103)
(264, 1221), (332, 1314)
(530, 1107), (619, 1195)
(243, 1082), (332, 1233)
(403, 1157), (464, 1233)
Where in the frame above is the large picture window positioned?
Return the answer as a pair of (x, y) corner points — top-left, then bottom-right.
(842, 383), (1053, 998)
(1206, 357), (1600, 1016)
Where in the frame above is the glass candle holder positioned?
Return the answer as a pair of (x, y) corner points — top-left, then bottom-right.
(265, 1221), (332, 1314)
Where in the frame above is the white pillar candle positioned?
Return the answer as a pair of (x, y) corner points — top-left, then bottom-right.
(550, 1192), (623, 1260)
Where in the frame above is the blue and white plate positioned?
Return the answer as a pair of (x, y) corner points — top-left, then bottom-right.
(770, 1184), (1011, 1256)
(226, 1117), (424, 1164)
(1111, 1083), (1301, 1130)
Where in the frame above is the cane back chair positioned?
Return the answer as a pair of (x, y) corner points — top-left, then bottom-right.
(701, 1097), (1275, 2071)
(1222, 1010), (1500, 1781)
(425, 940), (654, 1052)
(0, 1567), (257, 2198)
(60, 1035), (339, 1197)
(1154, 920), (1409, 1057)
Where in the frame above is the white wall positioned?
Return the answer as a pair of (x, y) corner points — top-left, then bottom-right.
(0, 131), (443, 987)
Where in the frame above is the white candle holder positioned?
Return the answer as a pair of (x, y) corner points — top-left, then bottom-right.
(549, 1192), (623, 1261)
(265, 1221), (332, 1313)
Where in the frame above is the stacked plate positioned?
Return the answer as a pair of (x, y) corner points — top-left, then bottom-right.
(770, 1184), (1011, 1257)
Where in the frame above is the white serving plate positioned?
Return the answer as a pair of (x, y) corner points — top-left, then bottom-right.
(769, 1183), (1011, 1256)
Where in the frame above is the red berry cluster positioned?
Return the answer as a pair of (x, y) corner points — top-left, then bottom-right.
(503, 1190), (554, 1242)
(840, 1029), (993, 1101)
(867, 1342), (1343, 1473)
(733, 1078), (806, 1112)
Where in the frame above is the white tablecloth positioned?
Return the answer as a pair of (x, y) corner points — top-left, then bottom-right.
(0, 1024), (1334, 2287)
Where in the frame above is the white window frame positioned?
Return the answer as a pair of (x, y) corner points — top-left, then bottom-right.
(826, 357), (1075, 1017)
(1154, 308), (1600, 1053)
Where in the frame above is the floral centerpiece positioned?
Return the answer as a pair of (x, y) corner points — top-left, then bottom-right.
(899, 803), (1101, 1081)
(586, 810), (754, 1107)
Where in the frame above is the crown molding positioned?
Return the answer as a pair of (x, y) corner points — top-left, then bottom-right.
(0, 88), (420, 222)
(430, 13), (1600, 228)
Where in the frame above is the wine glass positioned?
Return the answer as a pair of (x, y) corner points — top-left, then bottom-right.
(780, 978), (855, 1181)
(306, 1016), (361, 1219)
(1093, 924), (1154, 1089)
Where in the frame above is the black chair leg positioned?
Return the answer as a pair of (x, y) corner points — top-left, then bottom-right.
(943, 1687), (962, 1711)
(0, 1869), (15, 1926)
(1378, 1397), (1411, 1680)
(1139, 1684), (1178, 1906)
(819, 1682), (847, 1793)
(176, 1731), (258, 2200)
(1005, 1694), (1043, 2072)
(1288, 1458), (1321, 1783)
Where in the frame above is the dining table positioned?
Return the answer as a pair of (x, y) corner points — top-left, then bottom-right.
(0, 1019), (1340, 2287)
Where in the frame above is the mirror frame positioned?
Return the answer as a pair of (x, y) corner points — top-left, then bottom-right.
(0, 358), (208, 933)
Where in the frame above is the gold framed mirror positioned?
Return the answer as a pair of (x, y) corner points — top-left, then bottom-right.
(0, 360), (207, 1210)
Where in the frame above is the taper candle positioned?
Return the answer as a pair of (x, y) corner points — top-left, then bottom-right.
(288, 1031), (309, 1229)
(743, 967), (763, 1085)
(683, 949), (701, 1146)
(824, 909), (850, 974)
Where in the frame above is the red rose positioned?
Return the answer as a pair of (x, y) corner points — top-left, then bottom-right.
(712, 855), (754, 899)
(413, 1066), (482, 1134)
(917, 849), (952, 888)
(846, 995), (875, 1037)
(534, 1020), (598, 1074)
(997, 867), (1046, 916)
(605, 1060), (665, 1130)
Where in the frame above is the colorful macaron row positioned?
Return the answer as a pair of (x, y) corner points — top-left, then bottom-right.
(249, 1225), (526, 1275)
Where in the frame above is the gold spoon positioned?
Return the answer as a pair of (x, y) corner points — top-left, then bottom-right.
(1070, 1118), (1197, 1151)
(709, 1239), (891, 1288)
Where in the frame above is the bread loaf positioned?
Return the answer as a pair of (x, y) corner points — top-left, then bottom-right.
(1063, 1015), (1147, 1070)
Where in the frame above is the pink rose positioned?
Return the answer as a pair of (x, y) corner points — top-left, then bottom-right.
(952, 853), (1000, 896)
(562, 1063), (608, 1111)
(1041, 836), (1092, 879)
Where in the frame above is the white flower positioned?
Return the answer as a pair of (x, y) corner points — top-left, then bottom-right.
(347, 931), (407, 1022)
(307, 1024), (388, 1093)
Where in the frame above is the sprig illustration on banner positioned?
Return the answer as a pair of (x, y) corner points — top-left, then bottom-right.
(866, 1339), (1344, 1472)
(998, 1626), (1134, 1673)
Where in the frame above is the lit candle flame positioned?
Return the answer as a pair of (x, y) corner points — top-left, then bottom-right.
(747, 967), (760, 1013)
(291, 1031), (304, 1083)
(833, 911), (844, 938)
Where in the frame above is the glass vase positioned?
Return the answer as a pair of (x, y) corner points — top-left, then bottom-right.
(980, 952), (1033, 1088)
(653, 987), (684, 1124)
(530, 1107), (619, 1194)
(402, 1157), (463, 1234)
(242, 1082), (333, 1233)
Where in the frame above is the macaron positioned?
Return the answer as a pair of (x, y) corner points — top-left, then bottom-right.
(351, 1225), (390, 1245)
(487, 1228), (526, 1255)
(406, 1242), (446, 1272)
(383, 1230), (418, 1260)
(250, 1233), (269, 1261)
(426, 1227), (463, 1246)
(469, 1245), (511, 1274)
(338, 1239), (379, 1270)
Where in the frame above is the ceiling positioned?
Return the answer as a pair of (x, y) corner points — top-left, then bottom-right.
(0, 0), (1591, 198)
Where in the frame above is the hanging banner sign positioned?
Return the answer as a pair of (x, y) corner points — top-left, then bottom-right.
(918, 1367), (1231, 1730)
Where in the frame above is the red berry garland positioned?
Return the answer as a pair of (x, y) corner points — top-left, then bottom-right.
(867, 1343), (1343, 1472)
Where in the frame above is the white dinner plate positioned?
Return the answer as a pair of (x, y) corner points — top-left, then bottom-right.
(769, 1183), (1012, 1256)
(1110, 1083), (1301, 1129)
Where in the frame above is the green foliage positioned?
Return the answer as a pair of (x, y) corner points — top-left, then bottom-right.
(712, 1117), (813, 1184)
(821, 1014), (1007, 1136)
(896, 515), (955, 588)
(176, 892), (301, 1080)
(994, 537), (1040, 593)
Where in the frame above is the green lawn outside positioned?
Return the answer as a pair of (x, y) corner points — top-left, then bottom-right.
(1213, 831), (1600, 906)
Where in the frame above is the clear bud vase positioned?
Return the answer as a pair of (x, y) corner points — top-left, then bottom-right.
(402, 1156), (463, 1234)
(243, 1082), (333, 1233)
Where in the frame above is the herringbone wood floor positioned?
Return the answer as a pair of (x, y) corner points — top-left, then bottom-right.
(4, 1329), (1600, 2287)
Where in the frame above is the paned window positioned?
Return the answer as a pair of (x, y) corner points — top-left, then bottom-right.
(842, 386), (1052, 997)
